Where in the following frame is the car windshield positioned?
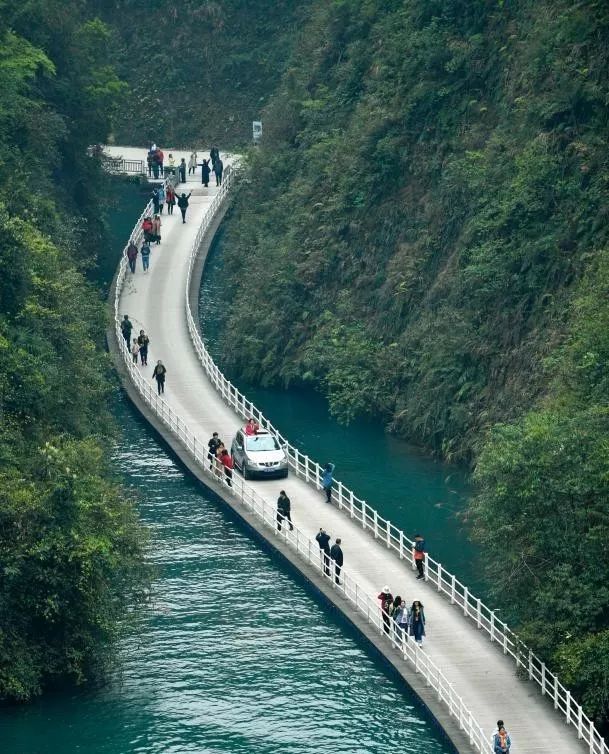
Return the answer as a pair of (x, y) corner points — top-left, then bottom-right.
(245, 435), (279, 452)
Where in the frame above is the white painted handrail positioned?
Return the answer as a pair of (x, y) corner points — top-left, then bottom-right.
(112, 172), (493, 754)
(177, 167), (609, 754)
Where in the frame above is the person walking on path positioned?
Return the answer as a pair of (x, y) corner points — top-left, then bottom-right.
(157, 185), (165, 214)
(177, 192), (192, 223)
(188, 152), (197, 175)
(316, 528), (331, 577)
(130, 338), (140, 364)
(393, 599), (410, 641)
(378, 586), (394, 635)
(166, 185), (176, 215)
(142, 216), (154, 242)
(179, 158), (187, 184)
(321, 462), (335, 503)
(210, 146), (219, 168)
(207, 432), (222, 470)
(121, 314), (132, 346)
(152, 187), (160, 214)
(412, 534), (426, 580)
(141, 240), (151, 272)
(127, 241), (138, 273)
(219, 448), (234, 487)
(152, 214), (162, 244)
(137, 330), (150, 366)
(214, 157), (224, 186)
(493, 725), (511, 754)
(409, 600), (426, 645)
(152, 360), (166, 395)
(330, 538), (343, 585)
(200, 158), (211, 187)
(277, 490), (293, 532)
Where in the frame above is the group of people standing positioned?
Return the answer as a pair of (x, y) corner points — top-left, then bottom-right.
(147, 144), (224, 188)
(315, 527), (344, 584)
(120, 315), (167, 394)
(378, 586), (426, 644)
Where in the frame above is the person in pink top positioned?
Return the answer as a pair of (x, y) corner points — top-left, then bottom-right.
(244, 418), (259, 436)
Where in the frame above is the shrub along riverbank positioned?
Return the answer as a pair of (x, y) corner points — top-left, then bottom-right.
(0, 2), (150, 701)
(204, 0), (609, 729)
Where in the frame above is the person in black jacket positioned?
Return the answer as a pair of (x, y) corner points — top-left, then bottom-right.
(207, 432), (223, 469)
(315, 528), (331, 577)
(152, 360), (166, 394)
(121, 314), (132, 346)
(214, 157), (224, 186)
(276, 490), (293, 532)
(200, 158), (211, 187)
(177, 192), (192, 223)
(330, 538), (343, 585)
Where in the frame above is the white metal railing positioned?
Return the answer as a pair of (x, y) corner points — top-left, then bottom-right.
(177, 167), (609, 754)
(112, 170), (495, 754)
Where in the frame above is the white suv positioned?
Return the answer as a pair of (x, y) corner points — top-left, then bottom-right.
(231, 429), (289, 480)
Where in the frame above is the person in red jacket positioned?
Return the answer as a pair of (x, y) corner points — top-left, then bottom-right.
(244, 417), (259, 436)
(219, 448), (234, 487)
(166, 186), (176, 215)
(142, 216), (154, 242)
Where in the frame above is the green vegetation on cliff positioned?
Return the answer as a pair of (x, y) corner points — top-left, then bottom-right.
(210, 0), (609, 727)
(94, 0), (308, 146)
(0, 2), (150, 700)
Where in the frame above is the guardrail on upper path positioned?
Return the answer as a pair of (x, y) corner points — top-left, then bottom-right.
(180, 166), (608, 754)
(112, 170), (493, 754)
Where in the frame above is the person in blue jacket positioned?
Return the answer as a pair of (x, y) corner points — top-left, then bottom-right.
(321, 462), (335, 503)
(493, 725), (511, 754)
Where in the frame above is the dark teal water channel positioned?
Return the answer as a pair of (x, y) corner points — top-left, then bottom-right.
(1, 180), (456, 753)
(200, 227), (479, 591)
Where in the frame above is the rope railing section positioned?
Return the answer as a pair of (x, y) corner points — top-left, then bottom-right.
(179, 167), (608, 754)
(112, 221), (492, 754)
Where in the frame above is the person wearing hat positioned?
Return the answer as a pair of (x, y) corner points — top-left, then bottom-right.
(377, 586), (394, 635)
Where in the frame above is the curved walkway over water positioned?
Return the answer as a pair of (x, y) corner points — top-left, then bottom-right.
(108, 145), (595, 754)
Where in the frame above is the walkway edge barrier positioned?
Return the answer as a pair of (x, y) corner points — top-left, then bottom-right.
(175, 166), (609, 754)
(112, 169), (493, 754)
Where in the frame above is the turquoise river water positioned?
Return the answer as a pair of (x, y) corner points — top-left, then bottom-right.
(1, 180), (474, 753)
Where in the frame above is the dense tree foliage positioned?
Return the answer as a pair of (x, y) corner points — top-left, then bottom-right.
(217, 0), (609, 459)
(200, 0), (609, 727)
(0, 2), (150, 700)
(93, 0), (308, 145)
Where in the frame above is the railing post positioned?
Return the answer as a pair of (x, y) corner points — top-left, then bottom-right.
(490, 611), (495, 642)
(437, 563), (443, 592)
(476, 598), (482, 629)
(451, 574), (456, 604)
(386, 521), (391, 548)
(566, 690), (571, 724)
(541, 662), (546, 695)
(373, 510), (378, 539)
(399, 530), (404, 559)
(463, 586), (469, 616)
(554, 674), (559, 709)
(337, 480), (344, 510)
(349, 490), (354, 518)
(528, 649), (533, 680)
